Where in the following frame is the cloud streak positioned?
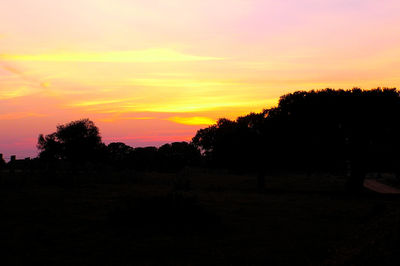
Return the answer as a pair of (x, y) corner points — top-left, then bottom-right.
(1, 64), (50, 87)
(0, 49), (223, 63)
(0, 112), (47, 120)
(167, 116), (216, 125)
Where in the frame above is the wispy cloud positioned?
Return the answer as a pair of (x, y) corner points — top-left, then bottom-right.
(0, 64), (52, 99)
(128, 78), (239, 88)
(99, 116), (156, 122)
(123, 99), (270, 113)
(99, 115), (215, 125)
(68, 98), (128, 107)
(0, 112), (47, 120)
(0, 49), (223, 63)
(0, 87), (32, 100)
(167, 116), (216, 125)
(1, 64), (49, 88)
(67, 94), (274, 114)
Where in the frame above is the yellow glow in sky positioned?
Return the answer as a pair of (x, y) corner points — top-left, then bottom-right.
(168, 116), (216, 125)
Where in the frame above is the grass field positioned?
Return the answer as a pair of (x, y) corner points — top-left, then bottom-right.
(1, 170), (400, 265)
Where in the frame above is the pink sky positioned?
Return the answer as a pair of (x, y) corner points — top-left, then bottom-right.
(1, 0), (400, 159)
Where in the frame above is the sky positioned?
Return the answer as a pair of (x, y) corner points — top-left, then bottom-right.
(1, 0), (400, 159)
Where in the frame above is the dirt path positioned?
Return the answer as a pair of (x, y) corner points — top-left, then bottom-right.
(364, 179), (400, 194)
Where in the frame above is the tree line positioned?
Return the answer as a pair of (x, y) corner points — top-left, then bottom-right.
(2, 88), (400, 189)
(192, 88), (400, 189)
(34, 119), (201, 172)
(194, 88), (400, 171)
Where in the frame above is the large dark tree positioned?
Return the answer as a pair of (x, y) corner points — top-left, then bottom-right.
(193, 88), (400, 190)
(267, 88), (400, 175)
(37, 119), (105, 164)
(192, 114), (266, 171)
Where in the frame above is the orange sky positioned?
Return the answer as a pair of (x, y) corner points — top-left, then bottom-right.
(1, 0), (400, 158)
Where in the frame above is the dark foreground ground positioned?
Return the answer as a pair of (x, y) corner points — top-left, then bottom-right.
(1, 170), (400, 266)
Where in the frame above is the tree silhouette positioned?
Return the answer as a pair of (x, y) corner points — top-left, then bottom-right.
(0, 154), (5, 168)
(37, 119), (105, 165)
(28, 88), (400, 191)
(193, 88), (400, 190)
(107, 142), (134, 169)
(131, 146), (158, 171)
(192, 114), (266, 171)
(158, 142), (201, 171)
(268, 88), (400, 176)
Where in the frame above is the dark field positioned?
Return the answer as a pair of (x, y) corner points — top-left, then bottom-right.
(1, 171), (400, 265)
